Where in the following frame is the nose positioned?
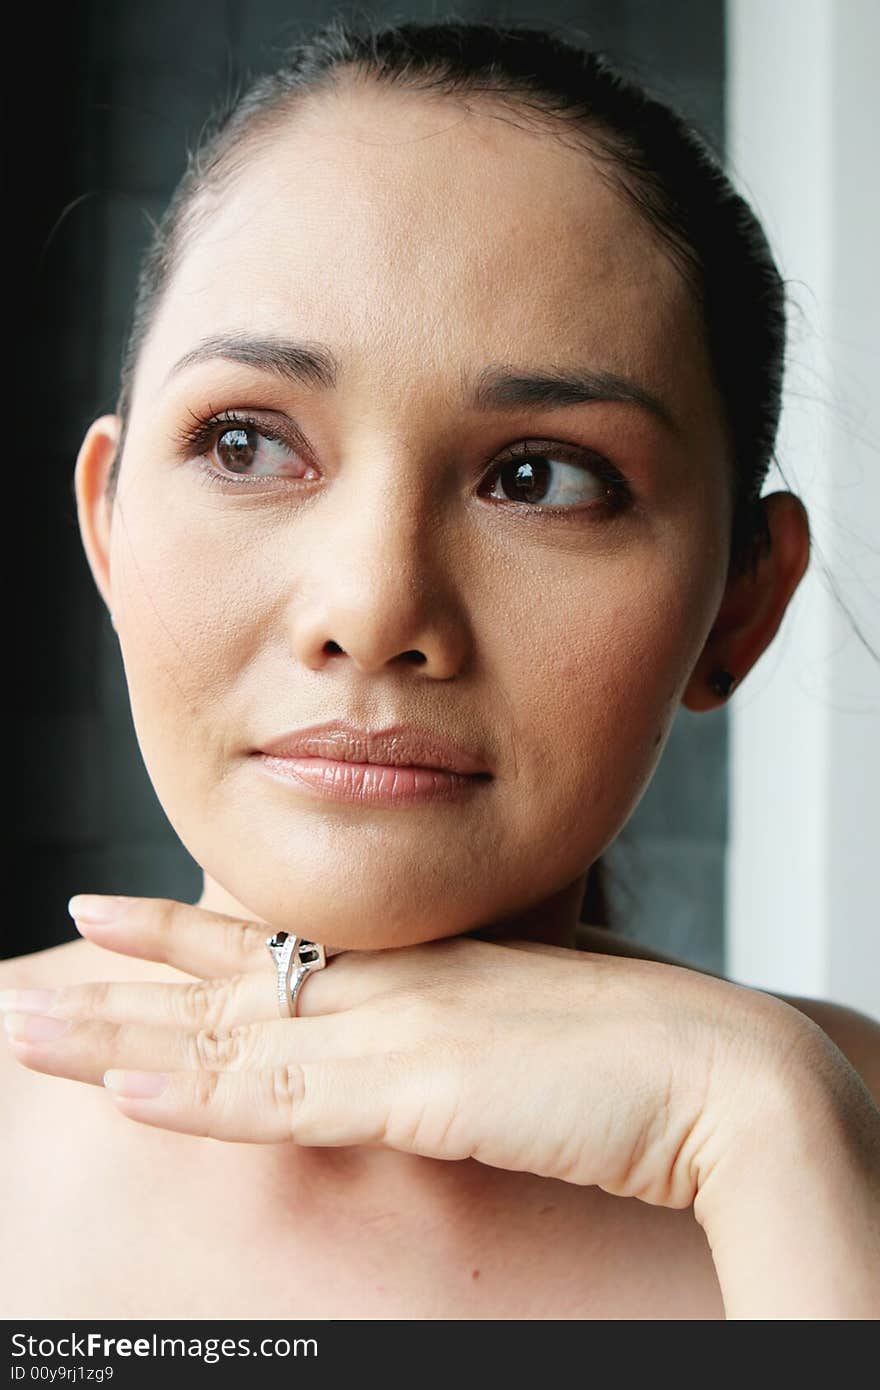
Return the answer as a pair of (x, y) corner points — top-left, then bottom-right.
(286, 475), (472, 679)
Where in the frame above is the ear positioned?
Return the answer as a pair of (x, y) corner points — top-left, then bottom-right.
(74, 414), (121, 623)
(682, 491), (811, 712)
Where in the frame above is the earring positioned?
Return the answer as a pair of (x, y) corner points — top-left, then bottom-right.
(708, 667), (736, 698)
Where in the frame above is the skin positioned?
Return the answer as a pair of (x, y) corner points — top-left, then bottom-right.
(8, 82), (864, 1321)
(75, 82), (809, 950)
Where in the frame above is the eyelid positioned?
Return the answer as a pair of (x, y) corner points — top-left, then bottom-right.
(177, 410), (623, 473)
(496, 436), (625, 472)
(175, 406), (637, 517)
(171, 404), (310, 460)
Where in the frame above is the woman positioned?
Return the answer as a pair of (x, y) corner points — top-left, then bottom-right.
(2, 17), (878, 1320)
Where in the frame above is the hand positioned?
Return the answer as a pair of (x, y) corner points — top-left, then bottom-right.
(1, 895), (812, 1209)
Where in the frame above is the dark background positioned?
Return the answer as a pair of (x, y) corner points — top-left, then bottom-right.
(10, 0), (729, 970)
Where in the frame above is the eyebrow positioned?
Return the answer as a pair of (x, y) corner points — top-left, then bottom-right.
(164, 333), (678, 433)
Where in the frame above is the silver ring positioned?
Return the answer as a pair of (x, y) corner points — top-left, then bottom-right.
(265, 931), (327, 1018)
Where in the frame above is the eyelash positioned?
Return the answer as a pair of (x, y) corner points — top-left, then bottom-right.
(172, 407), (634, 519)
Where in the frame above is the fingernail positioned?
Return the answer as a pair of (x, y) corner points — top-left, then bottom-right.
(104, 1070), (169, 1099)
(0, 989), (59, 1014)
(68, 895), (130, 924)
(4, 1012), (72, 1041)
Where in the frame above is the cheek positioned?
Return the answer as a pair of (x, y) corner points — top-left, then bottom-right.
(497, 542), (720, 860)
(109, 488), (269, 796)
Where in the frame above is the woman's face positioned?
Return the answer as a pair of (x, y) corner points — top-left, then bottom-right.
(79, 86), (734, 947)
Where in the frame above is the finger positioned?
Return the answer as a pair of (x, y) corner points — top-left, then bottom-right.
(68, 895), (347, 980)
(1, 972), (278, 1029)
(66, 896), (459, 1017)
(102, 1056), (422, 1149)
(4, 1010), (374, 1088)
(0, 943), (381, 1030)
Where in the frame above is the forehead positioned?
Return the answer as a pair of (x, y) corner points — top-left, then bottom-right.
(139, 84), (708, 414)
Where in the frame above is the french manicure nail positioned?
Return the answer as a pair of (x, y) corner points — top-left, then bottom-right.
(104, 1070), (169, 1098)
(68, 895), (129, 924)
(0, 989), (58, 1014)
(4, 1012), (72, 1041)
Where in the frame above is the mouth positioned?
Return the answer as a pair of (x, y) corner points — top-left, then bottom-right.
(252, 720), (493, 807)
(254, 720), (493, 778)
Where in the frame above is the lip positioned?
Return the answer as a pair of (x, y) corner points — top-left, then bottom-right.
(254, 720), (493, 777)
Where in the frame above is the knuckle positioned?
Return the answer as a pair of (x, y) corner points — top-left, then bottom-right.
(225, 916), (267, 961)
(268, 1062), (307, 1139)
(190, 1068), (223, 1113)
(70, 979), (114, 1016)
(99, 1019), (126, 1048)
(152, 898), (180, 954)
(176, 978), (236, 1031)
(187, 1025), (247, 1070)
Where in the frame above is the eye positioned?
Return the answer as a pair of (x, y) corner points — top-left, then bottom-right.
(173, 409), (633, 516)
(483, 441), (632, 516)
(171, 408), (318, 485)
(210, 421), (314, 480)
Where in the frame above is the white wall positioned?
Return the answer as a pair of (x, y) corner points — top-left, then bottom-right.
(725, 0), (880, 1016)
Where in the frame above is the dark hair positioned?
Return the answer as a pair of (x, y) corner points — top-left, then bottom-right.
(108, 13), (793, 930)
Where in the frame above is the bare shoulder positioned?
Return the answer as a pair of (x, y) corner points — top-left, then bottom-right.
(0, 935), (195, 989)
(0, 944), (91, 1118)
(0, 941), (73, 987)
(0, 938), (125, 990)
(576, 923), (880, 1106)
(0, 940), (110, 1090)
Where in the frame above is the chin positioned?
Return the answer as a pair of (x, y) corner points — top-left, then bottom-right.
(197, 866), (476, 951)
